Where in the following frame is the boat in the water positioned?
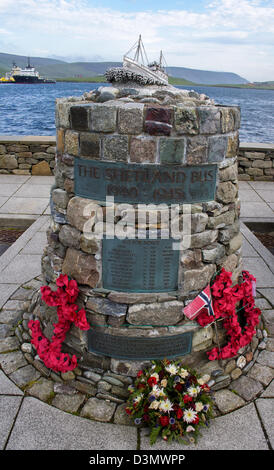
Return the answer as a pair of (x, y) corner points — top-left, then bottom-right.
(106, 35), (169, 86)
(1, 58), (56, 84)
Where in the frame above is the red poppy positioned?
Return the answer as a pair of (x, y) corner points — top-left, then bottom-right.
(159, 416), (169, 427)
(148, 376), (157, 387)
(183, 395), (193, 404)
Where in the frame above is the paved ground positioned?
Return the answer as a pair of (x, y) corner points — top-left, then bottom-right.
(0, 175), (273, 451)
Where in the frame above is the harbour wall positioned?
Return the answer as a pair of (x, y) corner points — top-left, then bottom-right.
(0, 136), (273, 180)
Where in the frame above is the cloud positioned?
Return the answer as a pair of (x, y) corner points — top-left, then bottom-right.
(0, 0), (273, 81)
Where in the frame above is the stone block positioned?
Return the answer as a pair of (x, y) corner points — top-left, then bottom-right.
(145, 106), (172, 123)
(144, 121), (172, 136)
(190, 229), (218, 248)
(183, 263), (216, 293)
(186, 136), (208, 164)
(198, 107), (221, 134)
(0, 154), (18, 169)
(118, 103), (144, 134)
(90, 104), (117, 132)
(26, 378), (54, 401)
(247, 364), (273, 386)
(246, 167), (264, 177)
(59, 224), (81, 249)
(110, 358), (151, 377)
(86, 296), (127, 317)
(56, 100), (71, 128)
(208, 135), (228, 162)
(216, 181), (237, 204)
(129, 136), (156, 163)
(67, 196), (100, 231)
(202, 243), (226, 263)
(64, 130), (79, 156)
(102, 135), (129, 161)
(56, 128), (65, 155)
(52, 188), (69, 210)
(252, 160), (272, 168)
(219, 162), (238, 182)
(127, 300), (184, 325)
(70, 105), (90, 131)
(159, 137), (185, 164)
(220, 107), (238, 133)
(213, 389), (245, 413)
(228, 232), (242, 254)
(180, 249), (202, 269)
(62, 247), (99, 288)
(9, 365), (41, 388)
(80, 397), (116, 422)
(174, 106), (199, 135)
(192, 325), (213, 351)
(229, 375), (263, 401)
(52, 393), (85, 413)
(207, 210), (235, 229)
(79, 133), (100, 159)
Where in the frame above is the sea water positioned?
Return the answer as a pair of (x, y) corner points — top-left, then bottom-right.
(0, 82), (273, 143)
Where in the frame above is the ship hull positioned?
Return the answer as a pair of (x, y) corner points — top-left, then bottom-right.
(12, 76), (55, 84)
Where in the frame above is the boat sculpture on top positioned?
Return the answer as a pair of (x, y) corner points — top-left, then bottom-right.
(105, 35), (169, 86)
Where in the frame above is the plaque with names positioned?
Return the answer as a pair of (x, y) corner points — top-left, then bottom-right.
(75, 158), (217, 205)
(102, 237), (179, 293)
(88, 330), (193, 360)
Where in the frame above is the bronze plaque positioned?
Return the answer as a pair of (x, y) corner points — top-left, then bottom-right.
(102, 237), (179, 293)
(74, 158), (217, 204)
(88, 330), (193, 360)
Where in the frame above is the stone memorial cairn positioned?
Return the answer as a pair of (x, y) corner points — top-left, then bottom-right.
(20, 81), (260, 423)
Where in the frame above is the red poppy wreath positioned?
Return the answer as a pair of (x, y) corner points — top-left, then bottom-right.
(196, 269), (261, 360)
(28, 274), (90, 373)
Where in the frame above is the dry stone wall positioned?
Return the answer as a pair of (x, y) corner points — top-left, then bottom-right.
(0, 136), (55, 175)
(238, 143), (274, 181)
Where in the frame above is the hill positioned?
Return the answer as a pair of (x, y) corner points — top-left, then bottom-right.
(0, 51), (248, 85)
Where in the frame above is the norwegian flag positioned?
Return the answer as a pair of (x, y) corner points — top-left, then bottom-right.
(183, 284), (214, 320)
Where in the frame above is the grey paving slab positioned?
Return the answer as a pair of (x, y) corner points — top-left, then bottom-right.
(242, 238), (259, 257)
(6, 397), (138, 450)
(0, 395), (23, 449)
(0, 184), (21, 197)
(239, 189), (262, 202)
(249, 181), (274, 190)
(243, 258), (274, 287)
(0, 255), (42, 283)
(0, 175), (30, 184)
(0, 197), (49, 215)
(0, 197), (8, 208)
(238, 181), (253, 189)
(269, 203), (274, 211)
(255, 399), (274, 448)
(13, 184), (51, 199)
(0, 370), (23, 395)
(255, 190), (274, 203)
(258, 288), (274, 307)
(261, 380), (274, 397)
(0, 284), (21, 309)
(240, 202), (274, 219)
(139, 403), (268, 450)
(25, 176), (55, 185)
(20, 231), (47, 255)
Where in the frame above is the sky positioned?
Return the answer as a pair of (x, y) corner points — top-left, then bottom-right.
(0, 0), (274, 82)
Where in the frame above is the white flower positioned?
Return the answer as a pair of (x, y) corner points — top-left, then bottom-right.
(161, 379), (168, 387)
(186, 425), (195, 433)
(151, 385), (161, 397)
(165, 364), (178, 375)
(183, 409), (198, 423)
(133, 394), (143, 404)
(149, 400), (160, 410)
(159, 399), (174, 413)
(195, 402), (204, 412)
(179, 368), (189, 378)
(187, 386), (201, 397)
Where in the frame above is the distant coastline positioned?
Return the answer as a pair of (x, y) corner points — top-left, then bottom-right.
(55, 76), (274, 90)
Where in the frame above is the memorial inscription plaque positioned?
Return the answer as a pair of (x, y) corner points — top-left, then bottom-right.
(102, 237), (179, 292)
(75, 158), (217, 204)
(88, 330), (193, 360)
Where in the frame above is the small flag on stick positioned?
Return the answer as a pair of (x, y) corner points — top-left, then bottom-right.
(183, 284), (214, 320)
